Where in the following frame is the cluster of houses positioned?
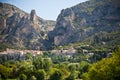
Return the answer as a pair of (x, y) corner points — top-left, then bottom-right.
(0, 46), (112, 61)
(51, 47), (77, 57)
(0, 48), (43, 56)
(0, 48), (43, 60)
(50, 46), (112, 59)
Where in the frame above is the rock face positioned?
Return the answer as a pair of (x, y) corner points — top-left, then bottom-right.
(49, 0), (120, 46)
(30, 9), (38, 24)
(0, 0), (120, 51)
(0, 3), (55, 50)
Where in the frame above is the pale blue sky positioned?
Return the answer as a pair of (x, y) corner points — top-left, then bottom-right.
(0, 0), (88, 20)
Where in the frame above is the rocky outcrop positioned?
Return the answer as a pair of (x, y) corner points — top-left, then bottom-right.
(0, 0), (120, 51)
(49, 0), (120, 46)
(30, 10), (37, 22)
(0, 2), (55, 50)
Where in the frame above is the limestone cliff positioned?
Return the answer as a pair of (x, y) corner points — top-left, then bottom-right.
(49, 0), (120, 47)
(0, 2), (55, 50)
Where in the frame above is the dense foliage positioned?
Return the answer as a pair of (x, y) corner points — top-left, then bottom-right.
(0, 46), (120, 80)
(82, 47), (120, 80)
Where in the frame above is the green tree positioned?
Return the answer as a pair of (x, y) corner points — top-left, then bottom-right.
(58, 63), (67, 69)
(68, 64), (76, 72)
(30, 75), (37, 80)
(50, 69), (65, 80)
(18, 61), (34, 78)
(82, 47), (120, 80)
(66, 73), (76, 80)
(78, 61), (90, 78)
(33, 56), (44, 69)
(43, 58), (52, 72)
(26, 52), (33, 60)
(0, 64), (12, 79)
(19, 73), (27, 80)
(35, 69), (46, 80)
(60, 68), (70, 79)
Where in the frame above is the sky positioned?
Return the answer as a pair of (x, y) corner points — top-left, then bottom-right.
(0, 0), (88, 20)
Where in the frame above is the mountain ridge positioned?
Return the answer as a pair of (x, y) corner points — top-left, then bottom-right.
(0, 0), (120, 51)
(49, 0), (120, 49)
(0, 2), (55, 51)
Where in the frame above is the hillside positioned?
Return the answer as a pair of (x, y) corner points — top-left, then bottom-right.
(0, 0), (120, 51)
(0, 2), (55, 51)
(49, 0), (120, 49)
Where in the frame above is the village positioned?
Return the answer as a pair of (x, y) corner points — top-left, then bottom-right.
(0, 46), (112, 62)
(0, 48), (42, 60)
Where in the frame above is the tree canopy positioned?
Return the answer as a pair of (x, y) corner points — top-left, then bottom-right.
(82, 47), (120, 80)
